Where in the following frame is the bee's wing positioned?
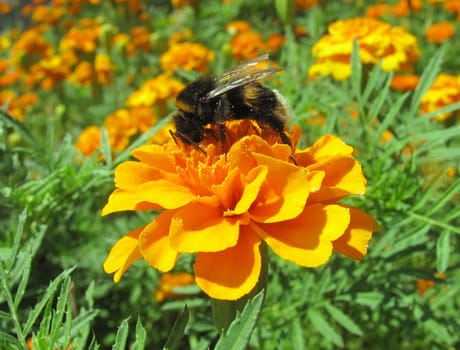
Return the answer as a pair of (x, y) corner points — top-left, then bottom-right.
(204, 66), (284, 100)
(217, 54), (270, 81)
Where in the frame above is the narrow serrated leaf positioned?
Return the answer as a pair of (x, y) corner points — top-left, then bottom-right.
(133, 317), (147, 350)
(308, 308), (343, 347)
(163, 306), (189, 350)
(409, 48), (444, 117)
(214, 290), (264, 350)
(112, 318), (129, 350)
(324, 303), (363, 336)
(23, 267), (76, 335)
(436, 230), (450, 272)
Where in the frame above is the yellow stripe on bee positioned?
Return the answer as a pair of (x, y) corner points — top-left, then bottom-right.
(175, 99), (194, 113)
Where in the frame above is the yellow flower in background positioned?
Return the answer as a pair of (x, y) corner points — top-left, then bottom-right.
(102, 120), (378, 300)
(160, 42), (214, 73)
(94, 53), (115, 85)
(125, 74), (184, 111)
(420, 74), (460, 121)
(308, 17), (420, 80)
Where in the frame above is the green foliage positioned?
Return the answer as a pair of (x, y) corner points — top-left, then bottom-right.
(1, 0), (460, 349)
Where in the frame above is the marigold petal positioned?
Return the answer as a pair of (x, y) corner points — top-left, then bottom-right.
(194, 225), (261, 300)
(139, 211), (179, 271)
(333, 207), (379, 260)
(296, 134), (354, 165)
(113, 161), (166, 189)
(254, 204), (350, 267)
(103, 227), (143, 282)
(169, 202), (240, 253)
(101, 189), (160, 215)
(231, 166), (268, 215)
(309, 157), (366, 201)
(139, 180), (197, 209)
(131, 144), (177, 172)
(249, 154), (309, 223)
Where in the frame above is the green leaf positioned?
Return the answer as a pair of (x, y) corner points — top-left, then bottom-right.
(163, 306), (189, 350)
(308, 308), (343, 347)
(354, 292), (384, 309)
(112, 318), (130, 350)
(214, 290), (264, 350)
(0, 109), (38, 147)
(350, 39), (362, 100)
(324, 303), (363, 336)
(133, 317), (147, 350)
(23, 267), (76, 336)
(100, 126), (112, 167)
(290, 318), (305, 350)
(409, 48), (444, 117)
(436, 230), (450, 272)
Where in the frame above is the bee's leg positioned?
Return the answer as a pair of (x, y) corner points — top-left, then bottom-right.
(278, 131), (297, 165)
(218, 123), (228, 153)
(169, 130), (206, 154)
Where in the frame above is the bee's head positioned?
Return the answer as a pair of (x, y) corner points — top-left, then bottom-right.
(174, 77), (216, 118)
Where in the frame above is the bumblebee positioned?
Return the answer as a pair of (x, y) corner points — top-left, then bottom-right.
(171, 54), (292, 152)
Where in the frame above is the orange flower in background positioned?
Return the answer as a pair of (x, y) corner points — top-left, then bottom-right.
(102, 120), (378, 300)
(425, 22), (455, 43)
(391, 74), (420, 91)
(28, 54), (73, 89)
(226, 20), (252, 35)
(130, 26), (153, 53)
(0, 90), (37, 121)
(75, 125), (102, 157)
(295, 0), (319, 10)
(420, 73), (460, 120)
(59, 21), (101, 54)
(444, 0), (460, 21)
(308, 17), (420, 80)
(160, 42), (214, 73)
(230, 31), (267, 60)
(154, 272), (196, 302)
(10, 26), (53, 72)
(417, 272), (447, 295)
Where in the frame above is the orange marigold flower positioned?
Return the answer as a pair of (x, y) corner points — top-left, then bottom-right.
(420, 73), (460, 120)
(60, 23), (101, 54)
(31, 4), (65, 25)
(102, 120), (378, 300)
(444, 0), (460, 21)
(391, 74), (420, 91)
(230, 31), (267, 60)
(10, 26), (53, 72)
(171, 0), (194, 7)
(154, 272), (196, 302)
(267, 33), (285, 52)
(295, 0), (319, 10)
(29, 54), (73, 89)
(75, 125), (102, 157)
(0, 91), (37, 121)
(0, 1), (12, 13)
(130, 26), (153, 53)
(226, 21), (252, 35)
(425, 22), (455, 43)
(160, 42), (214, 73)
(308, 17), (420, 81)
